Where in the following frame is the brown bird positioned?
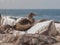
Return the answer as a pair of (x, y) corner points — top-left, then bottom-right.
(14, 13), (36, 31)
(14, 18), (32, 31)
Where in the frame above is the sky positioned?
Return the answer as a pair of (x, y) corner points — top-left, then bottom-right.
(0, 0), (60, 9)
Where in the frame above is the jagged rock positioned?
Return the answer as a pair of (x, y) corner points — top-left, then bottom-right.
(45, 21), (57, 36)
(38, 20), (57, 36)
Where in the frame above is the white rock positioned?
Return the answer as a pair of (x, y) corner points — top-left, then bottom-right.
(55, 23), (60, 33)
(1, 16), (16, 26)
(1, 16), (24, 26)
(27, 20), (53, 34)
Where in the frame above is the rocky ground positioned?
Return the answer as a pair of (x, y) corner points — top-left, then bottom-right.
(0, 20), (60, 45)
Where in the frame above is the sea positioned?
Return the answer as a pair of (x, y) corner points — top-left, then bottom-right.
(0, 9), (60, 21)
